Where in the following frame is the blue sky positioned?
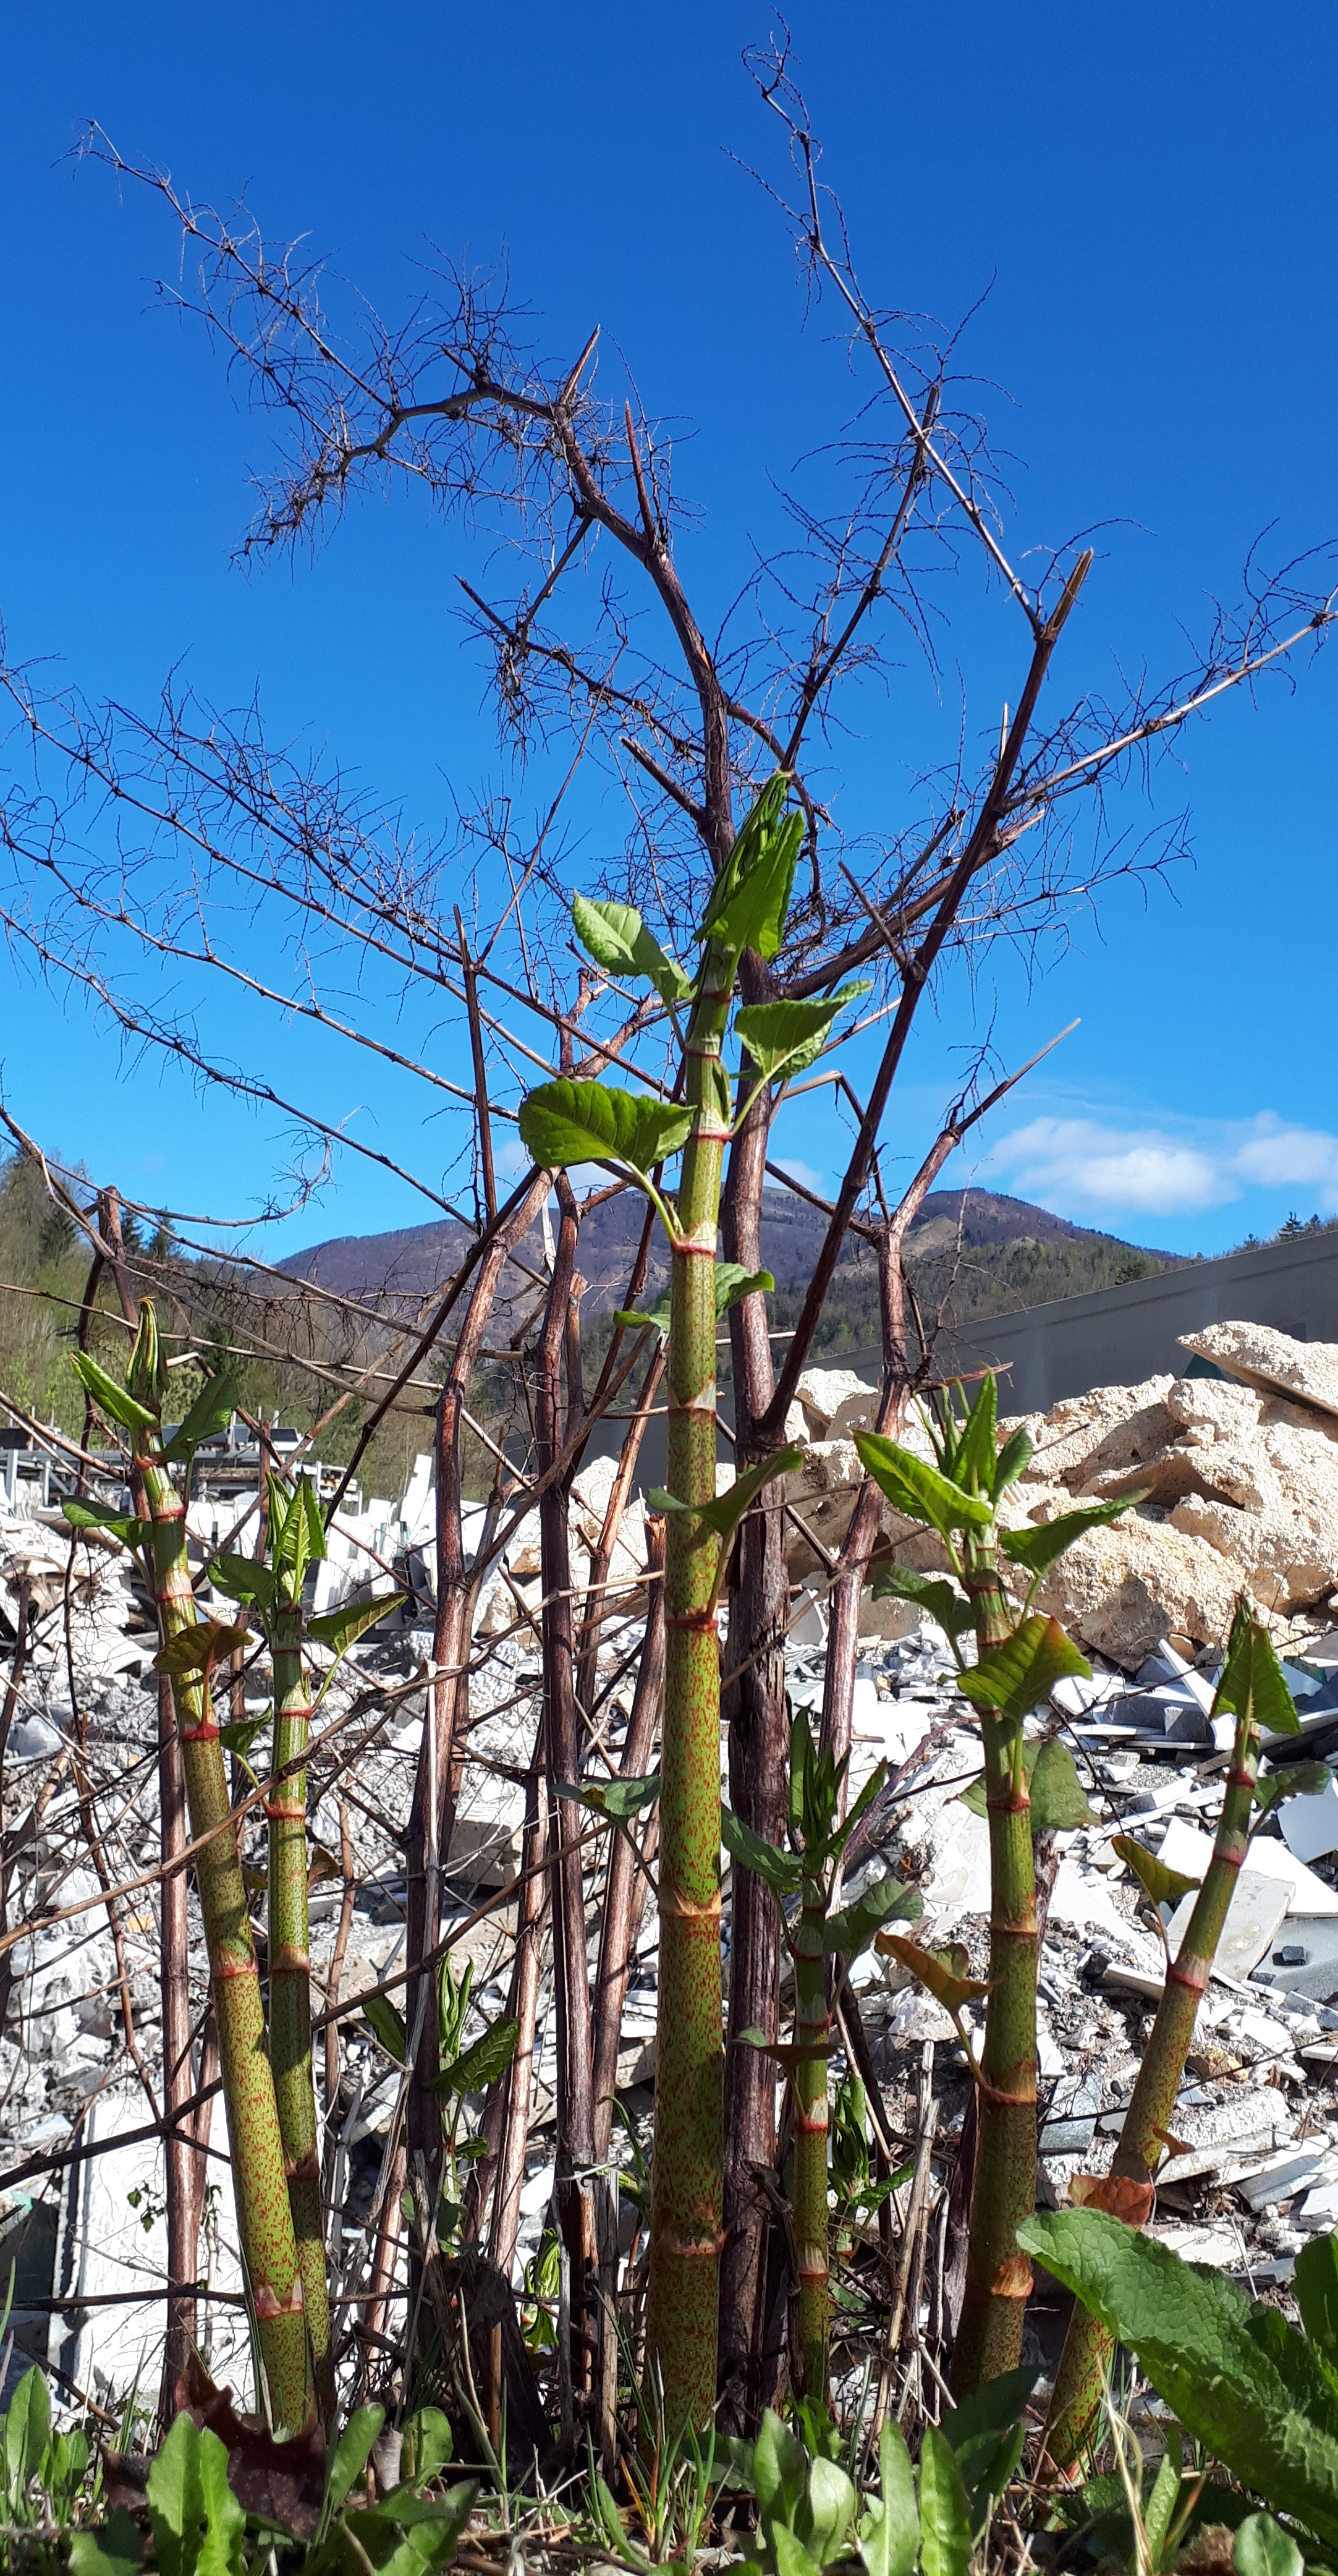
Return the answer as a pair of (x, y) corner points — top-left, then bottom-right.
(1, 1), (1334, 1262)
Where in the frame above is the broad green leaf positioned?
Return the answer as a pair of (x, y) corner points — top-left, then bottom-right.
(571, 893), (693, 1005)
(156, 1618), (251, 1676)
(400, 2406), (453, 2488)
(993, 1426), (1035, 1495)
(771, 2533), (824, 2576)
(323, 2405), (384, 2522)
(952, 1374), (999, 1498)
(1112, 1834), (1202, 1910)
(698, 777), (802, 961)
(147, 2413), (245, 2576)
(876, 1934), (988, 2015)
(218, 1716), (266, 1762)
(918, 2426), (972, 2576)
(362, 1992), (408, 2063)
(614, 1261), (774, 1335)
(649, 1446), (802, 1544)
(871, 1564), (975, 1640)
(940, 2366), (1039, 2540)
(69, 2509), (143, 2576)
(1000, 1492), (1147, 1576)
(722, 1804), (804, 1899)
(1216, 1606), (1299, 1737)
(160, 1371), (239, 1464)
(1235, 2515), (1303, 2576)
(70, 1349), (156, 1434)
(804, 2452), (858, 2565)
(823, 1873), (923, 1956)
(517, 1078), (693, 1179)
(4, 2366), (49, 2490)
(734, 983), (871, 1086)
(1248, 2302), (1338, 2443)
(959, 1738), (1093, 1831)
(1254, 1762), (1333, 1814)
(854, 1432), (994, 1536)
(1145, 2430), (1182, 2566)
(1295, 2232), (1338, 2378)
(857, 2420), (918, 2576)
(1018, 2209), (1338, 2547)
(307, 1592), (404, 1657)
(434, 2017), (520, 2097)
(957, 1615), (1090, 1724)
(554, 1772), (661, 1818)
(63, 1500), (150, 1552)
(206, 1552), (277, 1610)
(752, 2406), (810, 2535)
(1028, 1738), (1097, 1830)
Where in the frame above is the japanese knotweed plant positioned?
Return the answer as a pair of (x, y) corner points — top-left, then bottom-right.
(517, 774), (867, 2429)
(853, 1372), (1141, 2395)
(64, 1306), (310, 2430)
(1043, 1603), (1329, 2475)
(723, 1709), (923, 2404)
(205, 1475), (403, 2417)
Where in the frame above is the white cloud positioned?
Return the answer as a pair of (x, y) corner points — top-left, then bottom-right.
(771, 1155), (828, 1197)
(982, 1111), (1338, 1220)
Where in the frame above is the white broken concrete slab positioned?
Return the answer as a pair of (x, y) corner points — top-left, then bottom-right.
(1280, 1774), (1338, 1864)
(1157, 1815), (1338, 1918)
(1166, 1866), (1290, 1979)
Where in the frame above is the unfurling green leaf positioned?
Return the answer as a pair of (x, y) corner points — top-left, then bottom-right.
(433, 2016), (520, 2096)
(1253, 1762), (1334, 1814)
(219, 1715), (267, 1762)
(957, 1615), (1090, 1724)
(871, 1563), (975, 1641)
(614, 1260), (774, 1335)
(722, 1804), (805, 1900)
(950, 1375), (999, 1497)
(307, 1591), (403, 1658)
(1215, 1602), (1299, 1736)
(734, 983), (871, 1086)
(853, 1432), (994, 1537)
(63, 1499), (151, 1552)
(648, 1446), (802, 1545)
(70, 1348), (157, 1434)
(159, 1368), (239, 1463)
(698, 776), (803, 961)
(1112, 1834), (1203, 1910)
(361, 1992), (407, 2062)
(125, 1300), (166, 1412)
(999, 1490), (1147, 1577)
(206, 1552), (277, 1610)
(875, 1935), (988, 2015)
(823, 1872), (923, 1955)
(958, 1736), (1095, 1831)
(554, 1772), (661, 1819)
(517, 1077), (694, 1181)
(155, 1618), (252, 1676)
(570, 894), (693, 1006)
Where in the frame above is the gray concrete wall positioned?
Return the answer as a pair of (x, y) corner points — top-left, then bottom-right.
(946, 1228), (1338, 1413)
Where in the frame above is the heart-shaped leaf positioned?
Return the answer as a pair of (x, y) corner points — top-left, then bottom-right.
(1000, 1492), (1148, 1576)
(64, 1499), (151, 1552)
(854, 1433), (995, 1537)
(721, 1804), (804, 1900)
(871, 1564), (975, 1639)
(517, 1078), (693, 1179)
(876, 1934), (988, 2015)
(734, 983), (871, 1086)
(957, 1616), (1090, 1725)
(1215, 1604), (1298, 1736)
(1112, 1834), (1203, 1910)
(572, 894), (693, 1005)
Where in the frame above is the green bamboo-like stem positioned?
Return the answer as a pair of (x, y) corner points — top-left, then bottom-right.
(643, 943), (734, 2434)
(951, 1555), (1038, 2397)
(138, 1454), (310, 2431)
(792, 1889), (832, 2401)
(1043, 1690), (1263, 2472)
(269, 1600), (332, 2414)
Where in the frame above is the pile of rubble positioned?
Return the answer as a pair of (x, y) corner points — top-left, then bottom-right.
(6, 1314), (1338, 2407)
